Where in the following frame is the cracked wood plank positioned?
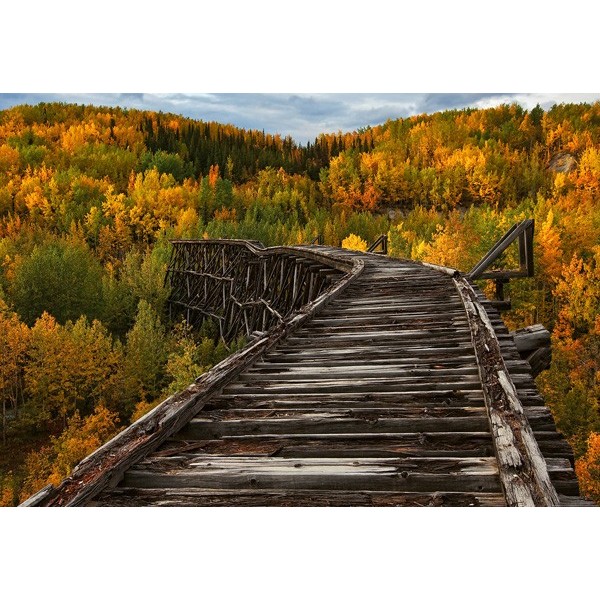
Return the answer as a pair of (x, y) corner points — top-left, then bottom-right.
(454, 275), (560, 506)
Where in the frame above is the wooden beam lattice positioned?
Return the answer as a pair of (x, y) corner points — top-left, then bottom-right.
(166, 240), (346, 342)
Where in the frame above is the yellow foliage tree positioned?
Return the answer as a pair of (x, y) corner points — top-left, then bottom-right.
(60, 121), (102, 152)
(415, 216), (478, 272)
(0, 144), (20, 175)
(25, 313), (123, 426)
(554, 247), (600, 337)
(341, 233), (368, 252)
(536, 209), (563, 281)
(19, 405), (121, 500)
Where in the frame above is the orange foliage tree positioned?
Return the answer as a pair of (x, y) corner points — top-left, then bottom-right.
(576, 433), (600, 504)
(19, 405), (121, 501)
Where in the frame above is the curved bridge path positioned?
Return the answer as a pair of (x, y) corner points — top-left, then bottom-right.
(23, 244), (588, 507)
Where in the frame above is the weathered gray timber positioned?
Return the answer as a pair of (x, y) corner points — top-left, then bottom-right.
(166, 240), (348, 341)
(22, 240), (589, 507)
(454, 276), (559, 506)
(512, 324), (552, 377)
(467, 218), (535, 311)
(23, 244), (361, 507)
(468, 219), (535, 281)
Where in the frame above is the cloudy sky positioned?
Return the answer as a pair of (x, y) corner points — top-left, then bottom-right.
(3, 5), (597, 146)
(1, 93), (599, 145)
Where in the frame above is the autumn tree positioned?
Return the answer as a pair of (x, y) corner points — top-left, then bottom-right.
(341, 233), (368, 252)
(24, 313), (123, 428)
(123, 300), (168, 412)
(11, 236), (104, 326)
(161, 322), (206, 397)
(120, 244), (171, 316)
(537, 248), (600, 456)
(576, 433), (600, 504)
(19, 405), (121, 500)
(0, 301), (29, 443)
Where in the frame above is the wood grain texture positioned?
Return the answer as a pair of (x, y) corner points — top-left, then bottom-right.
(454, 275), (561, 506)
(21, 244), (363, 506)
(22, 243), (583, 507)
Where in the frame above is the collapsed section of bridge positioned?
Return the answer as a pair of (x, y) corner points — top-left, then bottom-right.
(22, 239), (588, 507)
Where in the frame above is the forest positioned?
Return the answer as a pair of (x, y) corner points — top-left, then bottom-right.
(0, 100), (599, 505)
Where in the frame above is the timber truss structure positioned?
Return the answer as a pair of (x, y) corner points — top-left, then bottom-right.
(22, 232), (592, 507)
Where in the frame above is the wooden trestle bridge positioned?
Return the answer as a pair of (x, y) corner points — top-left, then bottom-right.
(23, 228), (591, 507)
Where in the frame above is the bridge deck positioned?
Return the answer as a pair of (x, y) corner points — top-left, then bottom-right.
(84, 248), (582, 507)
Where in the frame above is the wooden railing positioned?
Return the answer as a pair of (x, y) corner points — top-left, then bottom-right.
(367, 234), (388, 254)
(467, 219), (535, 311)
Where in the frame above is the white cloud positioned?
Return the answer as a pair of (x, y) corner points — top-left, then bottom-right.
(1, 93), (600, 144)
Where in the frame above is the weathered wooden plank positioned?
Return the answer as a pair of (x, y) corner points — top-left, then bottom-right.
(454, 275), (560, 506)
(122, 455), (502, 493)
(282, 339), (476, 352)
(319, 303), (465, 315)
(329, 293), (462, 303)
(239, 366), (481, 381)
(523, 406), (557, 430)
(526, 347), (553, 378)
(177, 413), (490, 437)
(257, 356), (479, 369)
(92, 488), (507, 507)
(199, 406), (488, 420)
(512, 324), (551, 353)
(21, 245), (365, 506)
(137, 455), (501, 470)
(534, 432), (575, 460)
(224, 378), (486, 394)
(265, 345), (477, 358)
(288, 329), (474, 342)
(213, 390), (486, 409)
(321, 296), (463, 306)
(159, 432), (495, 458)
(19, 485), (54, 507)
(557, 494), (596, 507)
(297, 323), (471, 335)
(309, 313), (468, 325)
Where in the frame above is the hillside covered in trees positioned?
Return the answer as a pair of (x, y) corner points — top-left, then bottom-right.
(0, 101), (599, 504)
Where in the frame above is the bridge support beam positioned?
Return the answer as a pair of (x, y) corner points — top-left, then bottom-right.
(454, 275), (559, 506)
